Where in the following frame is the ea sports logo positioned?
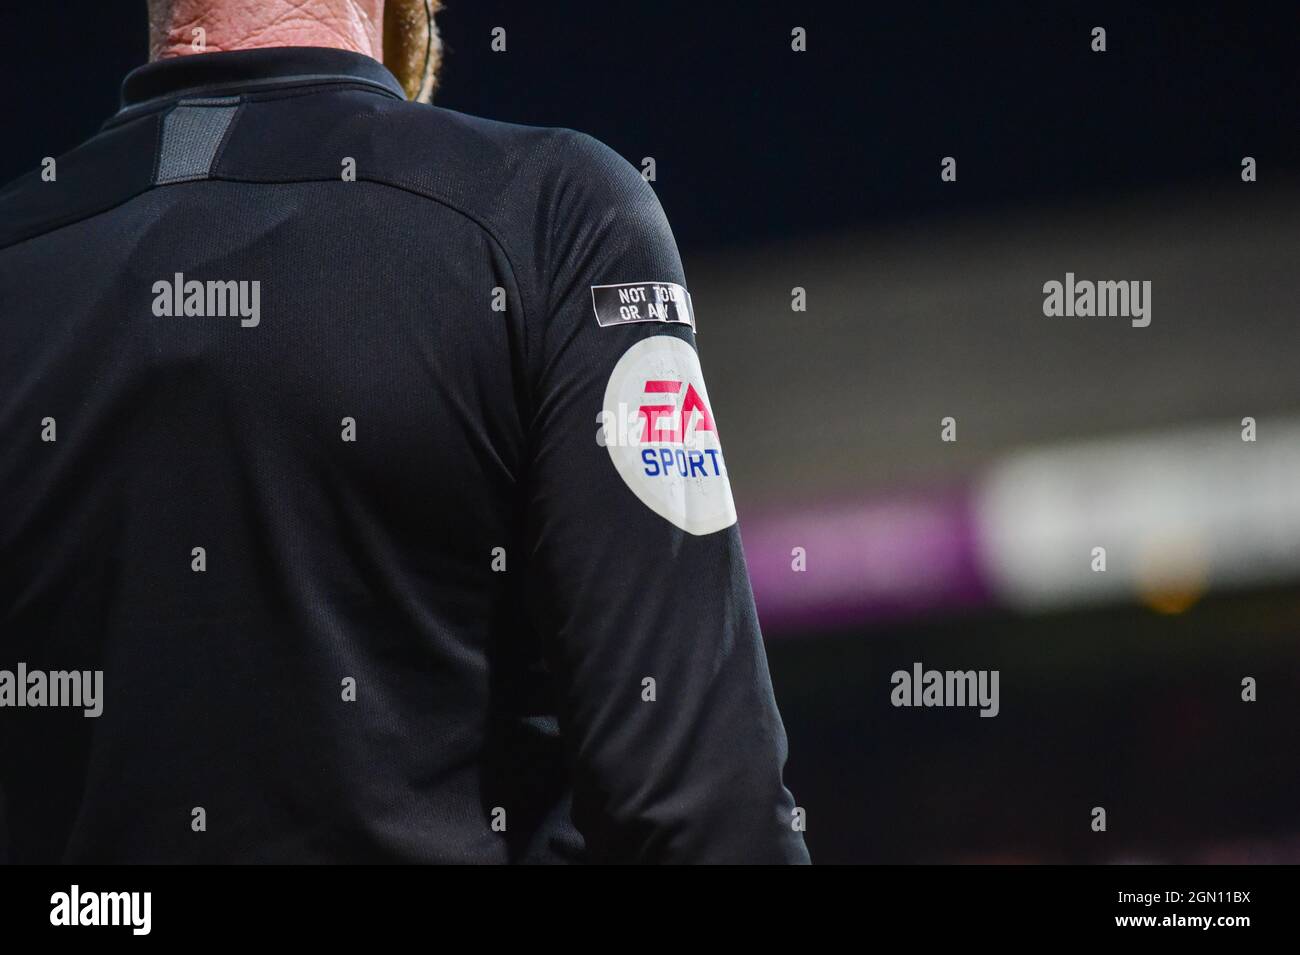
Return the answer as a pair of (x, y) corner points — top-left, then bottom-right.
(637, 379), (715, 443)
(601, 336), (737, 536)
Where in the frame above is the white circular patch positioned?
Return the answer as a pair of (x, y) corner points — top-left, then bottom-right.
(602, 335), (738, 536)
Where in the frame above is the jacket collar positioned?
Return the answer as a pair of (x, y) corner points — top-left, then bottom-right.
(114, 46), (405, 122)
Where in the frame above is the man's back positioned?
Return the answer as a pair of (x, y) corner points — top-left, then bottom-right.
(0, 46), (808, 864)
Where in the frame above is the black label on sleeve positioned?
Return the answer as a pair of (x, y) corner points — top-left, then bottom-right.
(591, 282), (695, 331)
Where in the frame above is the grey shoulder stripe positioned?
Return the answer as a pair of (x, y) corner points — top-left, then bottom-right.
(155, 98), (240, 185)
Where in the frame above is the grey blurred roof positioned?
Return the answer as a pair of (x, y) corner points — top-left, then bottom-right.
(692, 182), (1300, 506)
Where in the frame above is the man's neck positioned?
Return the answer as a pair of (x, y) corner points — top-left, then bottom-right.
(150, 0), (383, 62)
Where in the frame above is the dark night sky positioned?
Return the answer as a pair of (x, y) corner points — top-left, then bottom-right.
(3, 1), (1297, 255)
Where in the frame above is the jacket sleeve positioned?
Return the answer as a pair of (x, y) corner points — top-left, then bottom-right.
(523, 132), (810, 863)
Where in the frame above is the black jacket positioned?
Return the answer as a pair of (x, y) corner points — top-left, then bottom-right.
(0, 46), (808, 864)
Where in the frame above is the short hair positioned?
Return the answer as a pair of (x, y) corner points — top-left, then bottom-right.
(384, 0), (443, 102)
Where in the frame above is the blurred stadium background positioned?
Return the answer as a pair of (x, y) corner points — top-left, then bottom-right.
(6, 1), (1298, 862)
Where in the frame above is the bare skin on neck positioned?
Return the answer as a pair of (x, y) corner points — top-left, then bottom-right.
(149, 0), (384, 61)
